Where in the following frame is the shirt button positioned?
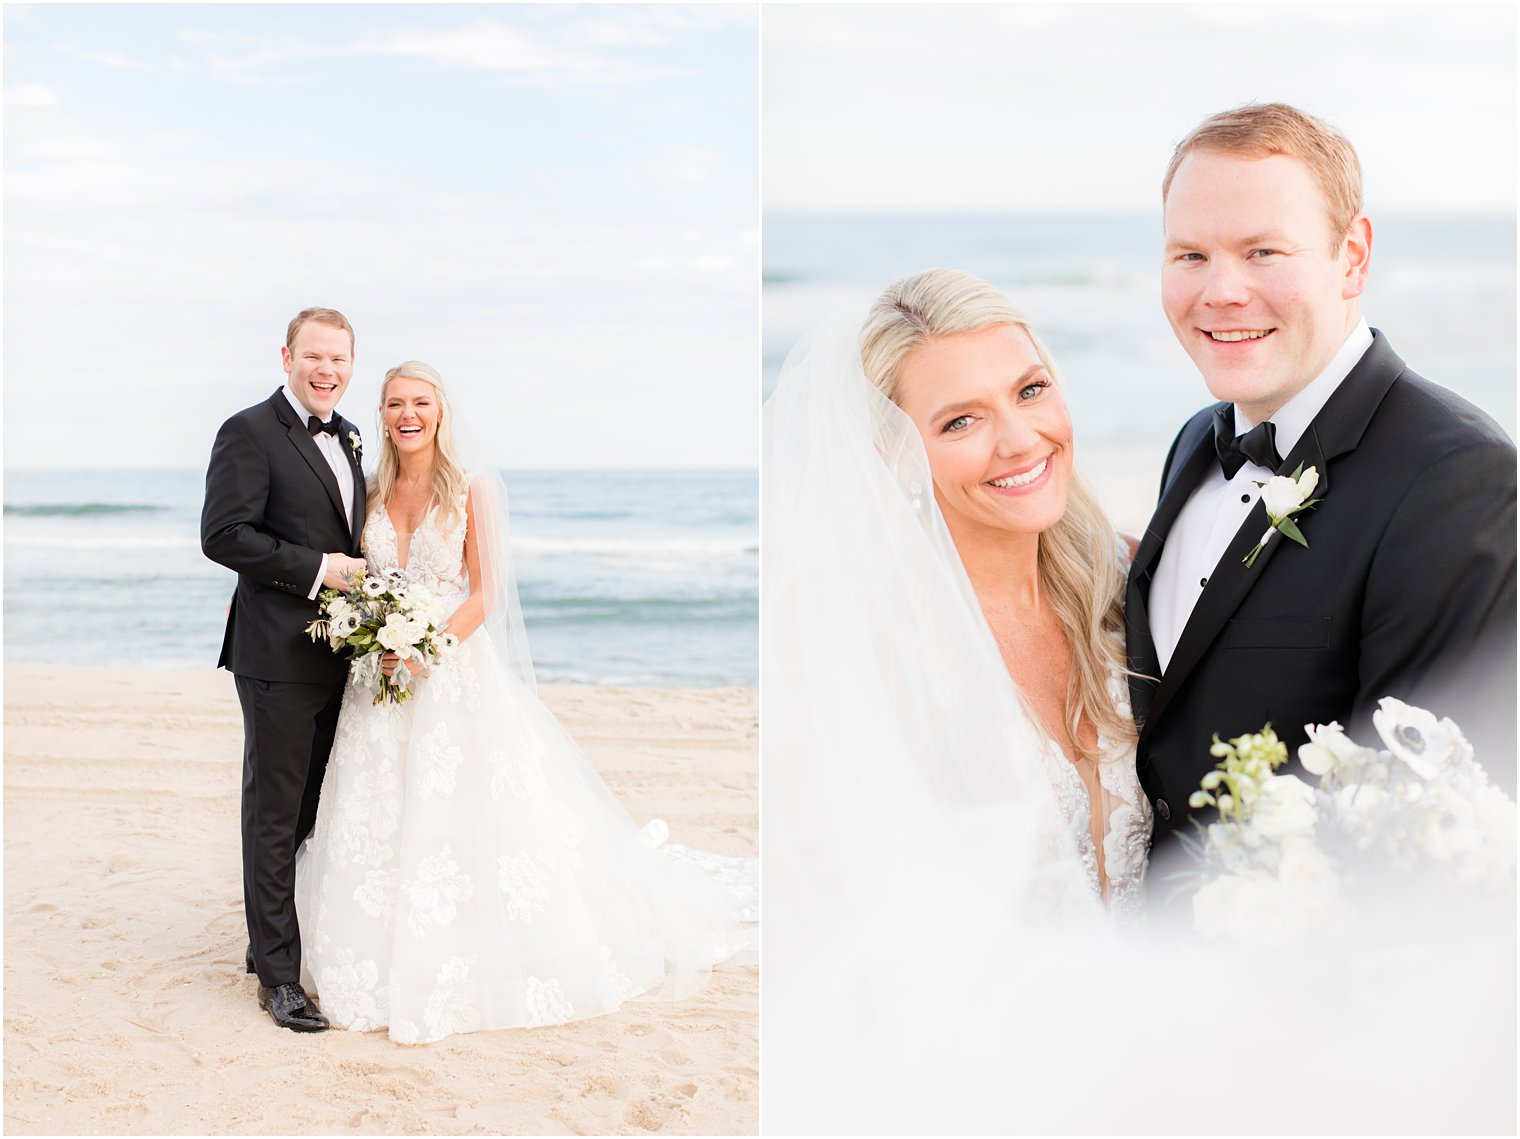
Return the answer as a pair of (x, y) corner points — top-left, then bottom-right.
(1241, 493), (1250, 503)
(1199, 577), (1208, 587)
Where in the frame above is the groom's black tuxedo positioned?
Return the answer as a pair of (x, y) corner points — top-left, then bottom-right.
(1126, 332), (1516, 861)
(201, 388), (366, 987)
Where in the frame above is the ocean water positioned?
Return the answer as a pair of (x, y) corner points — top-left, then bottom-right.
(763, 212), (1517, 446)
(2, 468), (757, 687)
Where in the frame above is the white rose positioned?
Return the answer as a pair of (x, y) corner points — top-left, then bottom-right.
(1191, 874), (1248, 940)
(1260, 472), (1309, 519)
(1299, 720), (1373, 776)
(1464, 783), (1518, 888)
(376, 613), (412, 651)
(1332, 783), (1391, 847)
(1250, 773), (1319, 840)
(1193, 873), (1307, 945)
(1295, 465), (1319, 500)
(1275, 839), (1338, 918)
(1372, 697), (1471, 779)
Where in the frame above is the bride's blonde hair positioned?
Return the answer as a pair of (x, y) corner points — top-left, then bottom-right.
(370, 360), (470, 534)
(859, 268), (1136, 761)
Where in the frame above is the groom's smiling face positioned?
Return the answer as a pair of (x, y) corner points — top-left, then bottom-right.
(282, 321), (354, 421)
(1161, 150), (1370, 423)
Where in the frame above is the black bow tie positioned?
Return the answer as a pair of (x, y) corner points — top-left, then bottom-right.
(308, 416), (339, 438)
(1212, 406), (1281, 480)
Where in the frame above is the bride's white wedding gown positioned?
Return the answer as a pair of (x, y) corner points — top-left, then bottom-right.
(294, 490), (755, 1043)
(1038, 655), (1152, 917)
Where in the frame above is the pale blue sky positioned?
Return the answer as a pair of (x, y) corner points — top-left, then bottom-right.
(4, 4), (758, 469)
(764, 3), (1516, 214)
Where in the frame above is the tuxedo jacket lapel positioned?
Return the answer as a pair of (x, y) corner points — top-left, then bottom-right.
(1140, 331), (1404, 741)
(1127, 415), (1217, 725)
(1133, 415), (1219, 588)
(342, 420), (367, 551)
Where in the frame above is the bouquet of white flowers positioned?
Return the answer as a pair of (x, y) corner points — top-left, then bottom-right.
(304, 568), (459, 705)
(1182, 699), (1516, 944)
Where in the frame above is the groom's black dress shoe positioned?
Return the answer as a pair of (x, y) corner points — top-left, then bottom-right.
(258, 983), (329, 1032)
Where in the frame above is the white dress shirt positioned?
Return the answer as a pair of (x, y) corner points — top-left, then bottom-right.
(282, 385), (356, 599)
(1150, 320), (1374, 672)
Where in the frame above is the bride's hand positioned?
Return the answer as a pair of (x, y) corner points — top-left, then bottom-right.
(379, 651), (426, 679)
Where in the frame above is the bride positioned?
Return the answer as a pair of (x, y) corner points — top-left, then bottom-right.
(763, 269), (1150, 1128)
(768, 267), (1149, 907)
(295, 361), (753, 1044)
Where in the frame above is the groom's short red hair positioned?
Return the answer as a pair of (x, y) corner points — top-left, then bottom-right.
(1162, 103), (1363, 248)
(286, 307), (354, 352)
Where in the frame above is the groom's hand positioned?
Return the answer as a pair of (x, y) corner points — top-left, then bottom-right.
(323, 554), (366, 591)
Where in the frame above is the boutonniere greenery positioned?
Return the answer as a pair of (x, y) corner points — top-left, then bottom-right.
(348, 430), (363, 459)
(1243, 464), (1320, 568)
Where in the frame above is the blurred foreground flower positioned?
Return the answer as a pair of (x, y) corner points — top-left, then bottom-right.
(1182, 702), (1515, 942)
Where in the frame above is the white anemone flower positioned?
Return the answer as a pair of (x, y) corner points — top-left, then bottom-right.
(1373, 698), (1471, 779)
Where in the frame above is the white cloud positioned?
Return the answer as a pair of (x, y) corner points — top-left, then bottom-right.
(59, 46), (153, 71)
(657, 146), (722, 187)
(4, 83), (58, 109)
(347, 20), (599, 73)
(172, 16), (695, 85)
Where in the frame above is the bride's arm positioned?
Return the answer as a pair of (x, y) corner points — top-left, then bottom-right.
(443, 486), (488, 643)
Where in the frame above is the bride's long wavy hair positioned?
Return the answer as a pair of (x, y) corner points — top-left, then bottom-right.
(369, 361), (470, 534)
(859, 268), (1136, 761)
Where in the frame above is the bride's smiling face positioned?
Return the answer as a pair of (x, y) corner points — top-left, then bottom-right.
(894, 324), (1074, 539)
(381, 376), (441, 457)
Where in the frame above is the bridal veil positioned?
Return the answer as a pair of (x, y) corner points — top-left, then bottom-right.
(761, 316), (1111, 1129)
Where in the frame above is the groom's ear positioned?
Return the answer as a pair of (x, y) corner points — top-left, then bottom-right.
(1340, 214), (1373, 301)
(281, 345), (294, 376)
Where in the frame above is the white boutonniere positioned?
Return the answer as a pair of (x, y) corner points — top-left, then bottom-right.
(348, 430), (363, 459)
(1243, 464), (1320, 568)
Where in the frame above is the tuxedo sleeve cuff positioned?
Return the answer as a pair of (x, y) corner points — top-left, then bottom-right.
(308, 555), (327, 601)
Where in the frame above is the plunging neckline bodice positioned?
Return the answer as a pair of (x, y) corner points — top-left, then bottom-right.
(382, 508), (412, 571)
(361, 491), (472, 612)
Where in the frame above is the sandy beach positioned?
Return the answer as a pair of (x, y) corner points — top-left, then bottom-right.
(3, 666), (758, 1136)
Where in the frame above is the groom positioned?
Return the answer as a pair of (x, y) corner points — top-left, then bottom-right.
(1126, 104), (1517, 866)
(201, 308), (368, 1031)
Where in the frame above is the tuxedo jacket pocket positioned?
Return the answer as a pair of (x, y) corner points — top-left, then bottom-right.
(1224, 616), (1331, 649)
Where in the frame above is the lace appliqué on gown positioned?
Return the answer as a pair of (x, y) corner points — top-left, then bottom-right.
(1039, 537), (1152, 918)
(295, 490), (755, 1042)
(1039, 671), (1152, 919)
